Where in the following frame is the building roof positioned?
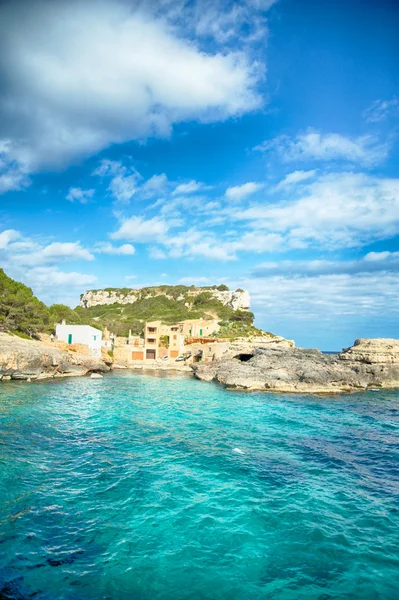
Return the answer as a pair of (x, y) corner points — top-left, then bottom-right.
(56, 323), (102, 334)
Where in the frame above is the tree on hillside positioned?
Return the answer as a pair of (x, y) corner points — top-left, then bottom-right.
(0, 268), (50, 338)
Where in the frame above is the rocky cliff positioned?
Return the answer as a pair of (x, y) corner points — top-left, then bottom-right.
(192, 338), (399, 393)
(80, 286), (250, 311)
(0, 334), (110, 381)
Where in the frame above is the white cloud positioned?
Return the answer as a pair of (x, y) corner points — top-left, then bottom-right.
(172, 180), (204, 196)
(0, 143), (30, 193)
(94, 160), (142, 203)
(125, 275), (137, 281)
(0, 229), (20, 249)
(40, 242), (94, 262)
(111, 216), (169, 243)
(108, 173), (141, 203)
(363, 97), (399, 123)
(27, 267), (97, 287)
(255, 131), (389, 165)
(235, 172), (399, 249)
(225, 181), (264, 200)
(140, 174), (168, 199)
(0, 0), (262, 177)
(252, 253), (399, 277)
(241, 272), (399, 334)
(6, 241), (95, 267)
(364, 250), (399, 262)
(66, 187), (95, 203)
(275, 170), (316, 188)
(149, 247), (168, 260)
(94, 242), (135, 255)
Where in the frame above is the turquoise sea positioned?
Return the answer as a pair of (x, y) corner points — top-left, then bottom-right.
(0, 372), (398, 599)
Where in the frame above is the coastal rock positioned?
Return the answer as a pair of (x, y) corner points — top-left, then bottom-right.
(0, 333), (109, 381)
(192, 339), (399, 393)
(339, 338), (399, 364)
(80, 286), (250, 311)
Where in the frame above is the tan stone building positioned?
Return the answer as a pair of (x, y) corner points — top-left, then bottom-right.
(177, 319), (220, 338)
(114, 318), (221, 365)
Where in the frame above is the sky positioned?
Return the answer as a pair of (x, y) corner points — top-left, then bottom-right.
(0, 0), (398, 350)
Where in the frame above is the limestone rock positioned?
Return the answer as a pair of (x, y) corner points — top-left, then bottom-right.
(339, 338), (399, 364)
(80, 286), (250, 311)
(0, 333), (109, 381)
(192, 338), (399, 394)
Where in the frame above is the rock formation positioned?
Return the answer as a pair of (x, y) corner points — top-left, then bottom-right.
(192, 338), (399, 393)
(0, 333), (110, 381)
(80, 286), (250, 311)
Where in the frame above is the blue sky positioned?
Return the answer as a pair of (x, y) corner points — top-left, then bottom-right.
(1, 0), (398, 349)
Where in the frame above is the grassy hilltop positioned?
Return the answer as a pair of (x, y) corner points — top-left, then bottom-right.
(77, 285), (258, 338)
(0, 270), (263, 339)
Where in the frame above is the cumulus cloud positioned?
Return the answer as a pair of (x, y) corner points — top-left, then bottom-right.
(23, 242), (94, 266)
(0, 0), (262, 184)
(66, 187), (95, 203)
(255, 130), (389, 165)
(93, 160), (142, 203)
(0, 233), (95, 267)
(94, 242), (135, 255)
(172, 180), (205, 196)
(275, 170), (316, 188)
(225, 181), (264, 200)
(111, 216), (169, 242)
(140, 174), (168, 199)
(235, 172), (399, 249)
(26, 267), (97, 287)
(0, 229), (20, 249)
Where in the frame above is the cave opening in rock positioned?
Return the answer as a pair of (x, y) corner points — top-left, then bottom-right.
(235, 353), (254, 362)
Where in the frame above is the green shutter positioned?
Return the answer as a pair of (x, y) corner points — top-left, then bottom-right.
(68, 334), (72, 344)
(200, 329), (203, 336)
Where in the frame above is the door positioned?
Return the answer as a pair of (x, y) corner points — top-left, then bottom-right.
(146, 349), (156, 360)
(200, 329), (203, 336)
(67, 334), (72, 344)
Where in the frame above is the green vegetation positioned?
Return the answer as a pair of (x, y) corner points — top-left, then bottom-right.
(0, 268), (50, 338)
(0, 269), (82, 338)
(74, 292), (242, 337)
(0, 270), (263, 340)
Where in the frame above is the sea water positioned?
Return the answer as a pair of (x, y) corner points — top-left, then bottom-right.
(0, 372), (398, 599)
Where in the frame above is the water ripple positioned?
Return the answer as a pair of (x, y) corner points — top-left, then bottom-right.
(0, 373), (398, 599)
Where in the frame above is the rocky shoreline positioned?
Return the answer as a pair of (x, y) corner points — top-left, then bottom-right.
(2, 333), (399, 394)
(0, 333), (110, 381)
(192, 338), (399, 394)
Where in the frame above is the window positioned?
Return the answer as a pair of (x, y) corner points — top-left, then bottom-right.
(148, 327), (157, 333)
(93, 335), (96, 341)
(173, 335), (177, 340)
(147, 338), (156, 344)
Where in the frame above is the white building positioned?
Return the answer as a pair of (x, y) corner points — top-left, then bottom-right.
(55, 323), (103, 357)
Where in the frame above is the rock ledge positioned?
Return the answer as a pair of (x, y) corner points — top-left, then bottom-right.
(0, 333), (110, 381)
(192, 338), (399, 393)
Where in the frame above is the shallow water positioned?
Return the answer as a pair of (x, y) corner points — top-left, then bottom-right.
(0, 372), (398, 599)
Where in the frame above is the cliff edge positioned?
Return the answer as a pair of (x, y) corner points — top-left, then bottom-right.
(80, 286), (250, 311)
